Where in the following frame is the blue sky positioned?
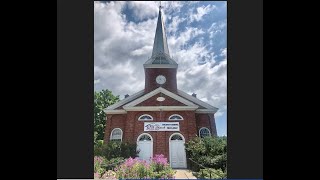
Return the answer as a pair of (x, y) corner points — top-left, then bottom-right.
(94, 1), (227, 136)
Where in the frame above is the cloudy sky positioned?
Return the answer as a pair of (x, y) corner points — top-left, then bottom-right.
(94, 1), (227, 136)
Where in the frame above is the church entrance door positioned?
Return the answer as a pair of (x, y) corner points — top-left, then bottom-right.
(137, 133), (153, 163)
(169, 133), (187, 168)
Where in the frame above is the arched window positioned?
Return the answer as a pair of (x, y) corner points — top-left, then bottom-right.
(168, 114), (183, 121)
(110, 128), (123, 142)
(138, 134), (152, 141)
(199, 127), (211, 138)
(170, 134), (183, 140)
(138, 114), (153, 121)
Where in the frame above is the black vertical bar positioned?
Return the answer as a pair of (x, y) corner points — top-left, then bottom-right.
(227, 0), (263, 178)
(57, 0), (94, 178)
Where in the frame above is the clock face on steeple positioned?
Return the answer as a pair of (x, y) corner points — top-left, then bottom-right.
(156, 75), (166, 84)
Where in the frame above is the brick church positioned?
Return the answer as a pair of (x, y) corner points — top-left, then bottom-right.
(104, 7), (218, 169)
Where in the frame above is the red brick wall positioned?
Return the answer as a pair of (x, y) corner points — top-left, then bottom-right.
(144, 68), (177, 93)
(104, 110), (217, 159)
(195, 114), (217, 136)
(104, 111), (199, 157)
(103, 114), (127, 144)
(208, 113), (217, 136)
(136, 93), (186, 106)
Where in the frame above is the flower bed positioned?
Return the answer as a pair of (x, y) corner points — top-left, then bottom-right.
(94, 156), (123, 179)
(114, 154), (176, 179)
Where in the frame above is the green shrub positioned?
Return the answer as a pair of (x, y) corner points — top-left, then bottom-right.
(197, 168), (227, 179)
(120, 142), (138, 158)
(185, 136), (227, 177)
(102, 157), (125, 170)
(94, 141), (138, 159)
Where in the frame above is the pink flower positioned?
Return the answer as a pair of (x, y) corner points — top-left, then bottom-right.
(151, 154), (168, 165)
(94, 172), (100, 178)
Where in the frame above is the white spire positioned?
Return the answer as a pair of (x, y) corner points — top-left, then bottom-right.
(144, 7), (177, 68)
(152, 8), (170, 57)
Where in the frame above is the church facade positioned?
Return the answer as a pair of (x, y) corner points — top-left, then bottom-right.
(103, 8), (218, 169)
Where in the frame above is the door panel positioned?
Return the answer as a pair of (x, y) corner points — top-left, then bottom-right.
(170, 141), (186, 168)
(137, 141), (152, 162)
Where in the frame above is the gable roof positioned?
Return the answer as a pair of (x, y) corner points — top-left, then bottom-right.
(104, 87), (218, 114)
(177, 90), (219, 112)
(105, 89), (144, 110)
(124, 87), (196, 107)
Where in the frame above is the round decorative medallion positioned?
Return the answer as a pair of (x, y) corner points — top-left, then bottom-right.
(156, 97), (165, 101)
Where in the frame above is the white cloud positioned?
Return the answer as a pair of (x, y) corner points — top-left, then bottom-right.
(131, 45), (153, 56)
(220, 48), (227, 57)
(94, 79), (100, 84)
(168, 27), (205, 51)
(208, 21), (226, 38)
(189, 4), (216, 23)
(215, 111), (224, 117)
(94, 1), (156, 97)
(167, 16), (186, 34)
(127, 1), (158, 21)
(171, 43), (227, 119)
(94, 1), (227, 127)
(162, 1), (184, 14)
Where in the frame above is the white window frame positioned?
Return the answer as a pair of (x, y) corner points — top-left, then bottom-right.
(138, 114), (153, 121)
(168, 114), (184, 121)
(137, 133), (153, 142)
(199, 127), (211, 138)
(110, 128), (123, 142)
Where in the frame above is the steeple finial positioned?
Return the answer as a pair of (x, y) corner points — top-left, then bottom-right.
(159, 1), (162, 10)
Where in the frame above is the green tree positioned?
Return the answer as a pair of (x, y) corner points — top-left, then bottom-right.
(185, 136), (227, 172)
(94, 89), (119, 143)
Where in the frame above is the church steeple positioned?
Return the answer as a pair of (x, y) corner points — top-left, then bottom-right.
(143, 4), (178, 93)
(144, 6), (177, 68)
(152, 8), (170, 57)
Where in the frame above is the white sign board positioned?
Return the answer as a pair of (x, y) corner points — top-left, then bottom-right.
(144, 122), (180, 131)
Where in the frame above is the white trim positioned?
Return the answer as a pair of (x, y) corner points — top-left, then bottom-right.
(144, 64), (178, 68)
(138, 114), (153, 121)
(104, 88), (219, 115)
(199, 127), (211, 137)
(104, 90), (144, 111)
(137, 133), (154, 142)
(104, 110), (126, 114)
(124, 106), (198, 111)
(195, 109), (217, 114)
(177, 90), (219, 113)
(168, 114), (184, 121)
(110, 128), (123, 142)
(169, 133), (185, 141)
(124, 87), (196, 107)
(169, 133), (187, 168)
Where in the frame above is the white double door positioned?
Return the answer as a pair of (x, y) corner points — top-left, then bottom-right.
(136, 133), (187, 168)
